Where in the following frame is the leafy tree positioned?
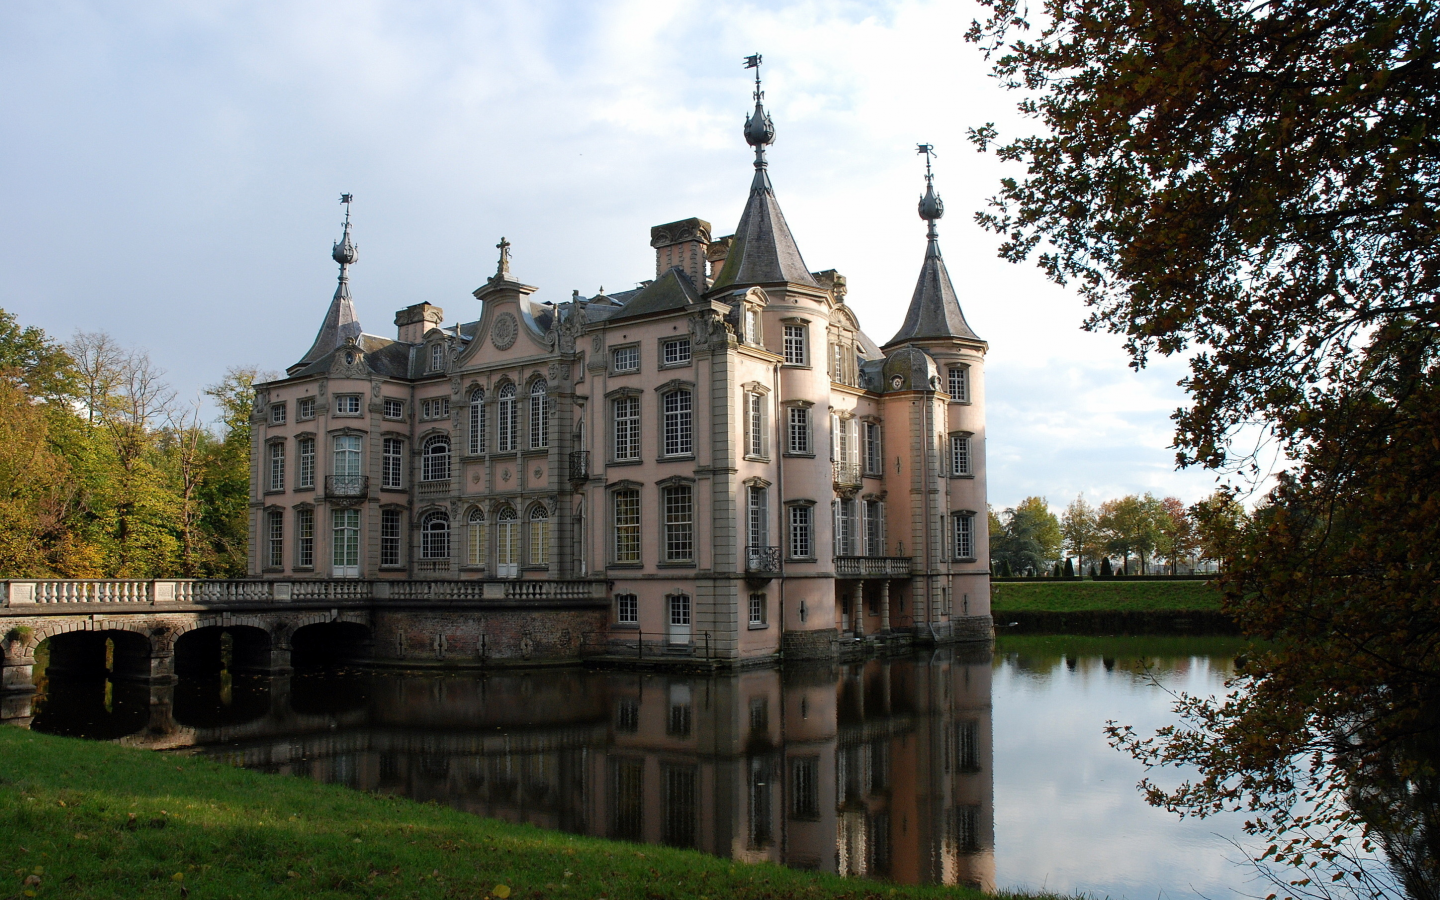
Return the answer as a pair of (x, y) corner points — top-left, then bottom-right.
(1097, 494), (1163, 573)
(199, 367), (264, 576)
(1061, 495), (1099, 574)
(0, 309), (78, 403)
(1191, 490), (1248, 572)
(968, 0), (1440, 891)
(991, 497), (1061, 573)
(1155, 496), (1199, 574)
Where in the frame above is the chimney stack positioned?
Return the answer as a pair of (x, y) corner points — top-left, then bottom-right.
(650, 218), (711, 288)
(395, 303), (444, 343)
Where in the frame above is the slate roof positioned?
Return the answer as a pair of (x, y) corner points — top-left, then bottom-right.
(883, 234), (982, 348)
(709, 168), (818, 290)
(608, 267), (704, 321)
(291, 279), (363, 373)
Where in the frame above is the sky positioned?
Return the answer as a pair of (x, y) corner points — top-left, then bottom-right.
(0, 0), (1230, 511)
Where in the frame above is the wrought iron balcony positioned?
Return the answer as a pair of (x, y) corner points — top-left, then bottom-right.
(834, 556), (913, 578)
(325, 474), (368, 497)
(746, 545), (781, 576)
(832, 461), (862, 489)
(568, 450), (590, 482)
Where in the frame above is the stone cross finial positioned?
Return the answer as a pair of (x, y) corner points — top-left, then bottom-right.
(496, 236), (512, 278)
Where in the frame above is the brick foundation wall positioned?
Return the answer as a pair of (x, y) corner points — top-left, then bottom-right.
(373, 607), (608, 665)
(782, 628), (839, 660)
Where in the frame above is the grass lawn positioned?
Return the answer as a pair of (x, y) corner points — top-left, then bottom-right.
(0, 728), (1012, 900)
(990, 579), (1222, 613)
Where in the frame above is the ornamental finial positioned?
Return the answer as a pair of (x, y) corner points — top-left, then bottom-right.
(332, 193), (358, 270)
(743, 54), (775, 169)
(916, 144), (944, 237)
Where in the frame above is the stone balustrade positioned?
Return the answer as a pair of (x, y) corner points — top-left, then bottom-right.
(834, 556), (913, 578)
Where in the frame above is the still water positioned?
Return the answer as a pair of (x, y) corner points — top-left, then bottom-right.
(25, 634), (1256, 899)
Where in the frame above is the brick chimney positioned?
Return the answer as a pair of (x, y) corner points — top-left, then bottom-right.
(650, 218), (711, 287)
(395, 303), (444, 343)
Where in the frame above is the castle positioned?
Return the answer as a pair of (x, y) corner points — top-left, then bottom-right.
(248, 66), (991, 665)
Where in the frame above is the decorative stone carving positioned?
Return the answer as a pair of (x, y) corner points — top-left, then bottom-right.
(451, 377), (461, 395)
(533, 467), (544, 481)
(371, 382), (382, 397)
(592, 334), (602, 352)
(501, 468), (511, 483)
(547, 363), (558, 381)
(492, 312), (518, 350)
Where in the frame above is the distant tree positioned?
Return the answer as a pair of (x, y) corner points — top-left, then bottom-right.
(1060, 495), (1099, 575)
(1191, 490), (1248, 572)
(1155, 496), (1200, 574)
(199, 367), (265, 576)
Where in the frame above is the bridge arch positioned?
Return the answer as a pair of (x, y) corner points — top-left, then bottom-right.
(173, 623), (275, 678)
(291, 615), (372, 669)
(36, 624), (157, 683)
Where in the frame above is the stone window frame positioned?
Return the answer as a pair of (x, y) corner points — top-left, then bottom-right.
(784, 499), (818, 562)
(382, 397), (406, 420)
(462, 504), (487, 571)
(951, 509), (978, 562)
(743, 476), (772, 553)
(781, 400), (815, 458)
(420, 396), (451, 421)
(261, 505), (285, 572)
(527, 376), (550, 451)
(465, 385), (486, 457)
(296, 396), (316, 421)
(269, 401), (287, 425)
(418, 506), (452, 561)
(614, 592), (640, 628)
(780, 317), (811, 368)
(380, 431), (407, 491)
(606, 386), (644, 465)
(946, 363), (972, 404)
(657, 475), (697, 568)
(332, 393), (364, 417)
(419, 429), (452, 483)
(265, 437), (287, 494)
(655, 379), (696, 461)
(610, 342), (641, 375)
(292, 502), (315, 571)
(741, 381), (771, 462)
(429, 341), (446, 374)
(379, 504), (407, 570)
(495, 379), (518, 452)
(948, 431), (975, 478)
(748, 591), (769, 629)
(658, 335), (693, 370)
(293, 431), (317, 492)
(525, 501), (550, 570)
(607, 480), (644, 568)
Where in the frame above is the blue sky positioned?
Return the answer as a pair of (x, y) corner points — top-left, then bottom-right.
(0, 0), (1227, 510)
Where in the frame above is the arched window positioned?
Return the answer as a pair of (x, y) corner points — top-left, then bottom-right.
(496, 506), (518, 575)
(422, 434), (451, 481)
(420, 510), (450, 559)
(468, 387), (485, 455)
(529, 506), (549, 567)
(498, 383), (517, 452)
(529, 379), (549, 449)
(467, 507), (486, 567)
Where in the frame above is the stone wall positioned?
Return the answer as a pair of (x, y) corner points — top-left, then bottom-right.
(372, 606), (608, 666)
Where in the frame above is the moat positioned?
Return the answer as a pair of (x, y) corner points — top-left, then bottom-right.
(22, 635), (1253, 899)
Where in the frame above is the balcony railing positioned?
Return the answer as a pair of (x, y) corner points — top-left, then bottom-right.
(745, 545), (781, 576)
(568, 450), (590, 482)
(415, 559), (451, 574)
(416, 479), (451, 498)
(832, 461), (862, 488)
(325, 474), (368, 497)
(834, 556), (913, 578)
(3, 578), (611, 608)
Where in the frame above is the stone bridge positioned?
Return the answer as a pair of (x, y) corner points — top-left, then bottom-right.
(0, 578), (611, 700)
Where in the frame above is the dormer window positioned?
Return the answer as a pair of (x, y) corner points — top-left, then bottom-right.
(744, 307), (760, 346)
(430, 343), (445, 373)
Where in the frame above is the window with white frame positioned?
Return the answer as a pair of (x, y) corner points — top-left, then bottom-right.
(747, 486), (768, 549)
(421, 434), (450, 481)
(831, 342), (844, 381)
(864, 422), (882, 475)
(270, 402), (286, 425)
(382, 437), (404, 488)
(529, 380), (549, 449)
(662, 389), (693, 456)
(749, 592), (766, 626)
(297, 437), (315, 489)
(334, 394), (362, 416)
(295, 508), (314, 568)
(788, 505), (813, 559)
(332, 434), (362, 477)
(383, 398), (404, 419)
(612, 345), (640, 373)
(662, 337), (692, 366)
(864, 500), (884, 556)
(663, 484), (693, 562)
(497, 383), (516, 451)
(528, 506), (549, 566)
(745, 392), (766, 458)
(430, 343), (445, 372)
(266, 509), (284, 568)
(613, 489), (640, 563)
(837, 499), (860, 556)
(380, 508), (402, 567)
(786, 407), (811, 455)
(496, 506), (518, 569)
(613, 395), (640, 460)
(467, 508), (486, 567)
(950, 434), (972, 476)
(954, 512), (975, 560)
(616, 593), (639, 625)
(744, 307), (760, 345)
(268, 442), (285, 491)
(783, 324), (807, 365)
(420, 510), (450, 559)
(297, 397), (315, 420)
(468, 388), (485, 454)
(947, 365), (969, 402)
(421, 397), (449, 420)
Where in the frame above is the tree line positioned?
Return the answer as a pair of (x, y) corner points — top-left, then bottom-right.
(0, 308), (259, 578)
(989, 492), (1245, 577)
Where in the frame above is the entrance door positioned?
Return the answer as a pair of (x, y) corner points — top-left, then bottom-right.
(668, 593), (692, 646)
(841, 592), (851, 633)
(332, 508), (360, 577)
(496, 508), (519, 578)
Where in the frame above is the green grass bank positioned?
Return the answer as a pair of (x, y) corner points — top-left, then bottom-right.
(0, 728), (1004, 900)
(990, 579), (1222, 613)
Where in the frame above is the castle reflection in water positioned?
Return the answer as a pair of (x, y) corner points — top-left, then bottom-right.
(27, 649), (993, 889)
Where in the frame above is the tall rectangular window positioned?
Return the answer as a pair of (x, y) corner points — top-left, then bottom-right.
(529, 381), (549, 449)
(380, 509), (401, 567)
(333, 434), (362, 476)
(612, 345), (639, 373)
(613, 489), (640, 563)
(613, 396), (640, 460)
(297, 437), (315, 489)
(788, 505), (813, 559)
(267, 442), (285, 492)
(791, 757), (820, 819)
(954, 513), (975, 559)
(468, 391), (485, 454)
(382, 438), (404, 488)
(864, 500), (883, 557)
(663, 485), (693, 562)
(864, 422), (882, 475)
(611, 759), (645, 841)
(662, 765), (698, 848)
(498, 385), (516, 451)
(295, 508), (314, 568)
(834, 499), (857, 556)
(746, 392), (766, 457)
(266, 510), (283, 568)
(744, 308), (759, 345)
(950, 434), (971, 476)
(747, 486), (768, 549)
(749, 592), (766, 626)
(662, 390), (693, 456)
(616, 593), (638, 625)
(332, 508), (360, 573)
(783, 324), (807, 365)
(948, 365), (969, 401)
(662, 337), (692, 366)
(786, 407), (810, 455)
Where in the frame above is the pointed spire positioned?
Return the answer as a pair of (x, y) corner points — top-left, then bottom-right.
(711, 55), (818, 291)
(884, 147), (982, 348)
(295, 194), (365, 368)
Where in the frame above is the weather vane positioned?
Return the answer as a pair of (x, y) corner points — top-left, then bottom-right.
(916, 144), (937, 184)
(340, 193), (354, 225)
(744, 53), (763, 101)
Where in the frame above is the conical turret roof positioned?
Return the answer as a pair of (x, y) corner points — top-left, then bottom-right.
(884, 154), (981, 348)
(295, 199), (365, 368)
